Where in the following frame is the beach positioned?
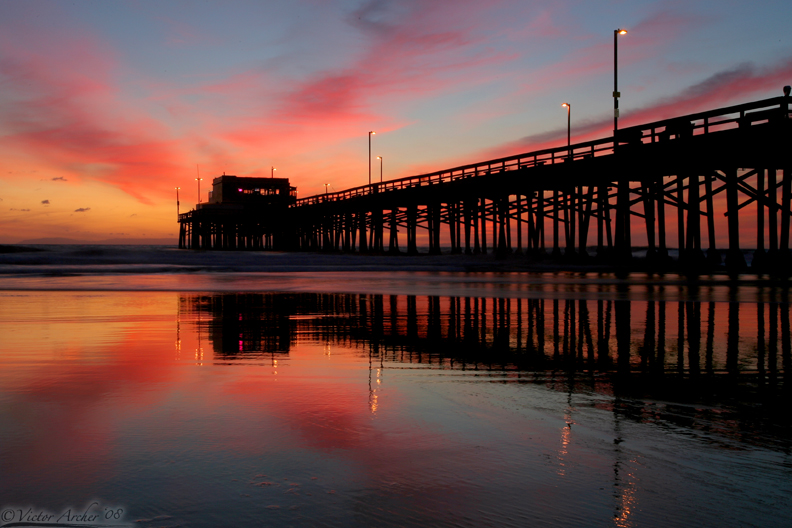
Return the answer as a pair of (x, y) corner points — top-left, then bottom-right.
(0, 245), (790, 527)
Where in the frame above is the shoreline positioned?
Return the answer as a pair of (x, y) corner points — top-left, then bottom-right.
(1, 243), (789, 279)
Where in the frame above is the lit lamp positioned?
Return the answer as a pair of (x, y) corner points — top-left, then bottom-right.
(324, 183), (330, 195)
(271, 166), (276, 178)
(368, 131), (375, 185)
(195, 177), (203, 203)
(376, 156), (383, 182)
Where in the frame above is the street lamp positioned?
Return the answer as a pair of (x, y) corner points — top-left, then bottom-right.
(376, 156), (383, 183)
(368, 131), (375, 185)
(614, 28), (628, 140)
(195, 177), (203, 203)
(561, 103), (571, 157)
(271, 166), (276, 178)
(175, 187), (181, 217)
(324, 183), (330, 195)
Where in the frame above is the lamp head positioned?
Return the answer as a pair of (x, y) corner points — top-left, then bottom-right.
(370, 131), (375, 135)
(562, 103), (569, 108)
(376, 156), (382, 160)
(617, 29), (627, 35)
(784, 85), (791, 97)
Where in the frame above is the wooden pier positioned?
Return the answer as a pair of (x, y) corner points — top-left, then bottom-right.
(179, 92), (792, 272)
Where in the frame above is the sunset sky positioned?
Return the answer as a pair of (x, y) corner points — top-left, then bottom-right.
(1, 0), (790, 243)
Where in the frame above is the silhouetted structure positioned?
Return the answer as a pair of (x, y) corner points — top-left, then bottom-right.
(179, 93), (792, 273)
(178, 175), (296, 249)
(292, 93), (792, 273)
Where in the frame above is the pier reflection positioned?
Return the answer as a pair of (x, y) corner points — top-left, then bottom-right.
(181, 290), (790, 448)
(182, 291), (789, 377)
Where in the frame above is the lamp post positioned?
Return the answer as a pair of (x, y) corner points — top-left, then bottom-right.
(614, 28), (627, 140)
(195, 177), (203, 203)
(561, 103), (571, 157)
(614, 28), (629, 260)
(271, 166), (276, 178)
(368, 131), (375, 185)
(324, 183), (330, 195)
(175, 187), (181, 217)
(376, 156), (383, 183)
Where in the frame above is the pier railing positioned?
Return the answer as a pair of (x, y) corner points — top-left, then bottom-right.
(293, 96), (789, 207)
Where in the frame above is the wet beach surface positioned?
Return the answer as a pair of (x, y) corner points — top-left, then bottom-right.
(0, 247), (790, 527)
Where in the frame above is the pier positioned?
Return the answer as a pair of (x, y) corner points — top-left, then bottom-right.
(179, 92), (792, 272)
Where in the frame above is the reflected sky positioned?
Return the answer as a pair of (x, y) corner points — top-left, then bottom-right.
(0, 290), (790, 527)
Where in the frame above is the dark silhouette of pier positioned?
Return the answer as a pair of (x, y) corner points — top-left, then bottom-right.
(179, 91), (792, 273)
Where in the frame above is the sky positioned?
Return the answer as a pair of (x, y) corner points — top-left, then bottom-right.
(0, 0), (790, 243)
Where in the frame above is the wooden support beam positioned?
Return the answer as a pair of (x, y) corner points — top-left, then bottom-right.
(448, 202), (457, 254)
(781, 168), (791, 254)
(472, 199), (480, 254)
(515, 195), (523, 254)
(725, 167), (746, 270)
(389, 208), (400, 254)
(676, 175), (685, 257)
(752, 170), (766, 270)
(642, 182), (656, 261)
(615, 177), (632, 260)
(704, 173), (719, 266)
(579, 186), (593, 258)
(769, 170), (779, 255)
(480, 198), (487, 254)
(552, 190), (561, 258)
(407, 205), (418, 255)
(656, 178), (668, 260)
(497, 197), (509, 256)
(358, 210), (368, 253)
(686, 174), (701, 254)
(464, 200), (472, 255)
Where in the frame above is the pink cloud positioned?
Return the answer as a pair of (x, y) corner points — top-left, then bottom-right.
(0, 1), (786, 211)
(0, 33), (193, 204)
